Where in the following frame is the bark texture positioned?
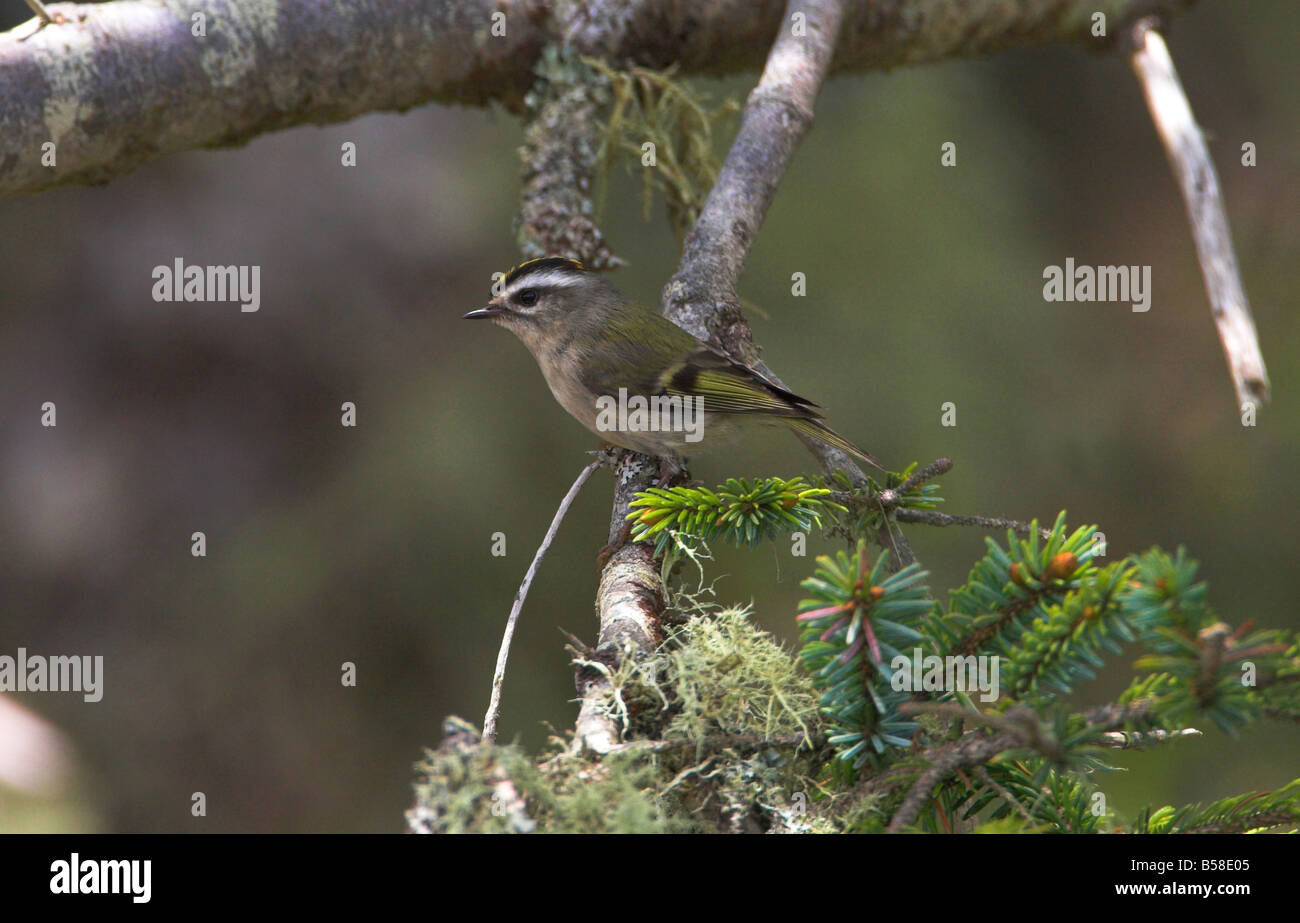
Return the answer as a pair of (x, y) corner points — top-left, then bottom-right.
(1, 0), (1192, 198)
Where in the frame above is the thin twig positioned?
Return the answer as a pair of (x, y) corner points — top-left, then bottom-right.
(23, 0), (57, 25)
(882, 457), (953, 502)
(1100, 727), (1201, 749)
(1128, 19), (1270, 412)
(974, 766), (1035, 823)
(835, 456), (1050, 539)
(894, 508), (1052, 539)
(482, 459), (601, 743)
(1195, 621), (1230, 707)
(610, 731), (827, 756)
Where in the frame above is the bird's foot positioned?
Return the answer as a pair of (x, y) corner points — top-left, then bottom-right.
(595, 457), (686, 569)
(656, 456), (690, 488)
(596, 521), (634, 570)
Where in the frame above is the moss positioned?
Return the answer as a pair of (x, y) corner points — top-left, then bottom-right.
(583, 57), (738, 243)
(406, 718), (545, 834)
(410, 607), (830, 833)
(408, 720), (694, 834)
(537, 751), (696, 834)
(662, 606), (821, 743)
(806, 790), (889, 834)
(515, 47), (736, 265)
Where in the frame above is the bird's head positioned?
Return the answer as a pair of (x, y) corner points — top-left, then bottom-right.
(464, 257), (623, 356)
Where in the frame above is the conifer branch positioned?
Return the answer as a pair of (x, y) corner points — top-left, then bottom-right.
(1136, 779), (1300, 833)
(626, 476), (841, 554)
(1100, 726), (1201, 749)
(884, 701), (1157, 832)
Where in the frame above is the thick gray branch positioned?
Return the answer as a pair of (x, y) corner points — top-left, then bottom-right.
(658, 0), (912, 563)
(0, 0), (547, 197)
(2, 0), (1193, 198)
(661, 0), (844, 344)
(573, 452), (664, 755)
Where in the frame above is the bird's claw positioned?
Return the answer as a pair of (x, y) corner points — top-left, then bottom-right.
(595, 521), (635, 570)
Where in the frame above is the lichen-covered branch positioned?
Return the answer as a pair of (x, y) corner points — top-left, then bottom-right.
(572, 450), (665, 754)
(516, 50), (622, 268)
(577, 0), (850, 752)
(571, 539), (665, 754)
(1, 0), (1194, 199)
(0, 0), (549, 198)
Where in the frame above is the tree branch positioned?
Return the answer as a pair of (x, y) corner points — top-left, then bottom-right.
(882, 700), (1157, 832)
(894, 508), (1052, 539)
(22, 0), (65, 27)
(571, 534), (666, 753)
(658, 0), (928, 564)
(1127, 17), (1270, 411)
(577, 0), (850, 753)
(661, 0), (843, 344)
(516, 50), (623, 268)
(0, 0), (549, 198)
(1, 0), (1194, 199)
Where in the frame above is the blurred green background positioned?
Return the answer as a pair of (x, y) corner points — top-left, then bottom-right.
(0, 0), (1295, 832)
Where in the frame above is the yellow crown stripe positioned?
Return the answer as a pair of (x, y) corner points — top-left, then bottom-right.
(504, 257), (585, 285)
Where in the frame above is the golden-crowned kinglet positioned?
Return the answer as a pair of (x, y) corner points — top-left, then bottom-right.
(464, 258), (882, 472)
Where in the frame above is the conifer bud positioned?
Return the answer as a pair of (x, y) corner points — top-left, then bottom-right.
(1046, 552), (1078, 580)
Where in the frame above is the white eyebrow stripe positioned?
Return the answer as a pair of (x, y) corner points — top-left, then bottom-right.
(503, 269), (585, 294)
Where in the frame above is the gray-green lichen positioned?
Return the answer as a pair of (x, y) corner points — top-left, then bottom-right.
(516, 46), (622, 267)
(516, 46), (738, 265)
(409, 606), (830, 833)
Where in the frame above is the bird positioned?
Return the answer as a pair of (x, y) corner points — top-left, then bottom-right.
(464, 257), (883, 478)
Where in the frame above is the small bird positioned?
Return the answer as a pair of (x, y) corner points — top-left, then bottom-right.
(464, 257), (882, 474)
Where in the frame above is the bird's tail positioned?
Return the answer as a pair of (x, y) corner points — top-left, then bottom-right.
(784, 417), (885, 472)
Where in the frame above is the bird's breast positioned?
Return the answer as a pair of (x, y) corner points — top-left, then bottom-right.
(537, 348), (602, 432)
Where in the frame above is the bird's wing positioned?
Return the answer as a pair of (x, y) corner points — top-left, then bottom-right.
(661, 345), (823, 418)
(576, 303), (822, 418)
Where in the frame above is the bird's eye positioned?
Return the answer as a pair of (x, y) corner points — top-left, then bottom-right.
(517, 288), (539, 307)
